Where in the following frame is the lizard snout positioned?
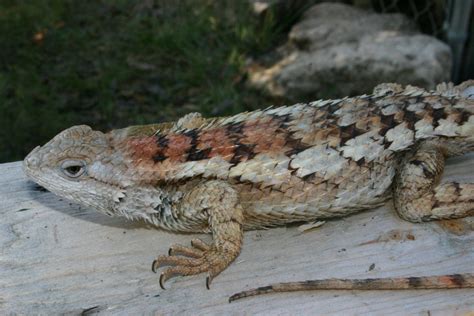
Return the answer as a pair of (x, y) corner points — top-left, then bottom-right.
(23, 145), (41, 171)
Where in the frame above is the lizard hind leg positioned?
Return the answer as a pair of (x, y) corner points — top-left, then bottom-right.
(393, 141), (474, 222)
(152, 180), (244, 289)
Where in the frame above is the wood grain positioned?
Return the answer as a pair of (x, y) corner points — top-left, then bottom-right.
(1, 156), (473, 315)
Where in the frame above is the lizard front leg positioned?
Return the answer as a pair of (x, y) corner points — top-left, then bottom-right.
(393, 141), (474, 222)
(152, 180), (244, 289)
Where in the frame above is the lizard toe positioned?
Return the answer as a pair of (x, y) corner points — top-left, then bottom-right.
(168, 243), (204, 258)
(159, 264), (210, 289)
(152, 254), (203, 272)
(190, 238), (211, 251)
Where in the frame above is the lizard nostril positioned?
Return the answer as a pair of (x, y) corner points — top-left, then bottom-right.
(24, 146), (41, 169)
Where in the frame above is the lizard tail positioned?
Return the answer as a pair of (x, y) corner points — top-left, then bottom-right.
(228, 273), (474, 302)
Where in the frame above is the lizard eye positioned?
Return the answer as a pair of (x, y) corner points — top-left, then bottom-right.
(60, 160), (85, 178)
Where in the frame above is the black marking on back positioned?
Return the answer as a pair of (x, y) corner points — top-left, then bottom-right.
(184, 129), (213, 161)
(270, 112), (292, 123)
(320, 100), (344, 123)
(272, 111), (311, 157)
(153, 134), (169, 163)
(225, 121), (257, 164)
(403, 109), (418, 129)
(156, 134), (169, 147)
(356, 157), (366, 166)
(230, 142), (256, 165)
(379, 114), (396, 137)
(188, 147), (212, 161)
(153, 153), (167, 163)
(183, 129), (199, 141)
(226, 121), (245, 135)
(432, 107), (447, 127)
(340, 123), (365, 145)
(285, 137), (312, 157)
(327, 101), (342, 114)
(460, 110), (471, 124)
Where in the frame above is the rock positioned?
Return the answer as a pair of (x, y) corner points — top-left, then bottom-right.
(249, 0), (311, 17)
(248, 2), (452, 101)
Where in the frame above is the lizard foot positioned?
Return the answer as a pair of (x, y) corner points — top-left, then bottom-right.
(152, 238), (236, 289)
(152, 180), (244, 290)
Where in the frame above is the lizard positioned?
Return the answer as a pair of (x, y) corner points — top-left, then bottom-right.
(23, 80), (474, 301)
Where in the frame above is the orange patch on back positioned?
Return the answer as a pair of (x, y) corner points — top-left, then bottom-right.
(126, 136), (158, 160)
(241, 118), (287, 153)
(164, 134), (192, 162)
(198, 128), (235, 160)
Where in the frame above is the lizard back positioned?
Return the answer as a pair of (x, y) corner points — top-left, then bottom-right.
(107, 83), (474, 228)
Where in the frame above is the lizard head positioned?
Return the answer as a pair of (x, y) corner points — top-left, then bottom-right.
(23, 125), (125, 215)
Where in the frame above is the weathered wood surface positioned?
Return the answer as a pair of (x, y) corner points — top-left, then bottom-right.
(1, 156), (474, 315)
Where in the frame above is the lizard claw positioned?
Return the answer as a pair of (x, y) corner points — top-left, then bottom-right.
(152, 259), (158, 273)
(206, 275), (212, 290)
(159, 273), (167, 290)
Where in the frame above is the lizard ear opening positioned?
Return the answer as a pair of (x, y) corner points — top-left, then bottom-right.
(60, 160), (86, 178)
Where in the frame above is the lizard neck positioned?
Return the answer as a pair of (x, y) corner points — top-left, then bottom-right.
(112, 184), (207, 232)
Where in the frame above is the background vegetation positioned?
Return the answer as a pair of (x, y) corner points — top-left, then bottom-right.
(0, 0), (297, 162)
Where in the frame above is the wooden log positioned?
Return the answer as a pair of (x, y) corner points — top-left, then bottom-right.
(1, 156), (473, 314)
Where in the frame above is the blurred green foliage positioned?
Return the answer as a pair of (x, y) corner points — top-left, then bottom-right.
(0, 0), (288, 162)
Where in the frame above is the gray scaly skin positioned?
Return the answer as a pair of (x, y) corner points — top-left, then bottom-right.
(23, 81), (474, 301)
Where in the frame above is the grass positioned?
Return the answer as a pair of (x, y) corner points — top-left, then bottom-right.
(0, 0), (290, 162)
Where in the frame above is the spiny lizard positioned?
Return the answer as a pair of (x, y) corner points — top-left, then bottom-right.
(23, 81), (474, 301)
